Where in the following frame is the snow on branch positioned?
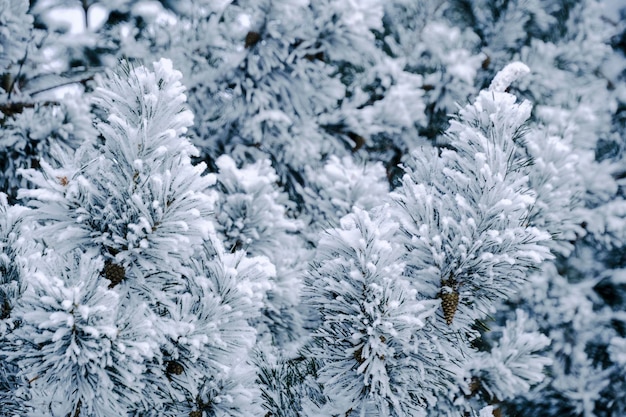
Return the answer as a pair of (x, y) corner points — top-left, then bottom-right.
(395, 64), (552, 327)
(307, 206), (439, 416)
(19, 59), (216, 274)
(488, 61), (530, 93)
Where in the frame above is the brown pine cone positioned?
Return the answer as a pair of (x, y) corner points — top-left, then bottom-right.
(441, 290), (459, 325)
(103, 261), (125, 288)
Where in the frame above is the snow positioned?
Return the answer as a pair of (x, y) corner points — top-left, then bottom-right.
(132, 1), (177, 26)
(3, 1), (625, 415)
(479, 405), (494, 417)
(44, 4), (108, 34)
(489, 62), (531, 93)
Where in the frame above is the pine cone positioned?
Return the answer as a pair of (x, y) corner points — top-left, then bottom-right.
(245, 31), (261, 48)
(353, 346), (365, 364)
(166, 360), (184, 377)
(441, 290), (459, 325)
(189, 411), (202, 417)
(440, 275), (460, 325)
(103, 261), (125, 288)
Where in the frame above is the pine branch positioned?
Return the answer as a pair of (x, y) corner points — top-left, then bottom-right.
(0, 100), (59, 118)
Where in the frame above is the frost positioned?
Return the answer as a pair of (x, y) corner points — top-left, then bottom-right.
(2, 2), (625, 416)
(0, 0), (33, 69)
(469, 310), (551, 401)
(489, 61), (530, 93)
(479, 405), (494, 417)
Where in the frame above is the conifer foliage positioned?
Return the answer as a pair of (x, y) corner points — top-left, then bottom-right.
(306, 207), (439, 416)
(2, 58), (268, 416)
(1, 1), (626, 416)
(0, 0), (94, 203)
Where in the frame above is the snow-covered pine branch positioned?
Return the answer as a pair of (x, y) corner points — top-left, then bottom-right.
(214, 155), (306, 348)
(389, 63), (554, 413)
(306, 206), (439, 416)
(19, 58), (216, 274)
(4, 249), (151, 416)
(0, 192), (32, 416)
(468, 309), (552, 402)
(7, 59), (269, 416)
(394, 62), (552, 327)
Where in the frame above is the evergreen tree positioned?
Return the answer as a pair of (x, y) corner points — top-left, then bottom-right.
(306, 206), (439, 416)
(1, 1), (626, 416)
(213, 154), (306, 348)
(6, 58), (268, 416)
(0, 192), (31, 417)
(390, 63), (553, 414)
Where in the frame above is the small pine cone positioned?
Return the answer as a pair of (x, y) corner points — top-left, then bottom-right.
(441, 290), (459, 325)
(189, 411), (202, 417)
(166, 360), (184, 377)
(245, 31), (261, 48)
(103, 261), (125, 288)
(353, 346), (365, 364)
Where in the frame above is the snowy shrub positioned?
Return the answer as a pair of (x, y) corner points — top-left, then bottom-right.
(214, 154), (306, 348)
(5, 59), (269, 416)
(1, 1), (625, 416)
(0, 0), (32, 71)
(306, 206), (439, 416)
